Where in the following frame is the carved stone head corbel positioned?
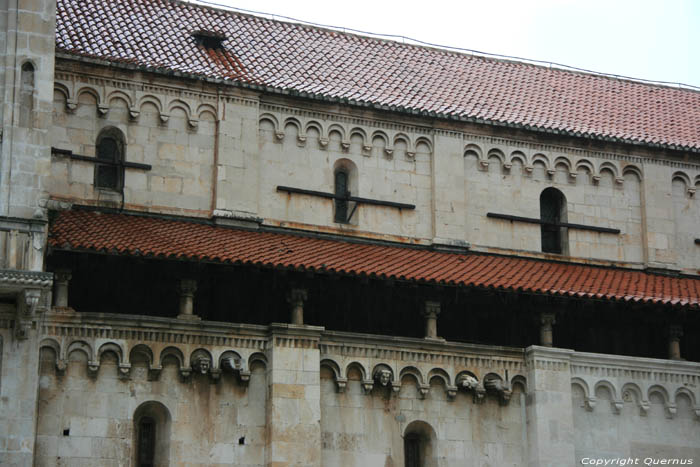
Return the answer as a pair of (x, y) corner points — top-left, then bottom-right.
(191, 350), (212, 375)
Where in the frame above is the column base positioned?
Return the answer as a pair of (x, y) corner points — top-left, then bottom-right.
(177, 314), (201, 321)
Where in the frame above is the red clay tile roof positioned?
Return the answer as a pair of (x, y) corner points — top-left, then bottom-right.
(49, 209), (700, 309)
(55, 0), (700, 152)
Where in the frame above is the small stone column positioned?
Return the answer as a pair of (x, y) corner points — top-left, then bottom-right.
(540, 312), (556, 347)
(287, 288), (307, 325)
(668, 325), (683, 360)
(177, 279), (199, 320)
(53, 269), (72, 307)
(422, 301), (441, 339)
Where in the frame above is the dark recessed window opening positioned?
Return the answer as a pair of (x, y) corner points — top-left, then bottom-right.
(137, 416), (156, 467)
(95, 128), (125, 190)
(334, 169), (349, 223)
(192, 30), (226, 49)
(540, 187), (568, 254)
(404, 434), (421, 467)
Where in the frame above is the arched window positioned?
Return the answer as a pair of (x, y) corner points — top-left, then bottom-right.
(334, 169), (349, 223)
(95, 128), (125, 190)
(540, 187), (568, 254)
(133, 401), (171, 467)
(403, 420), (436, 467)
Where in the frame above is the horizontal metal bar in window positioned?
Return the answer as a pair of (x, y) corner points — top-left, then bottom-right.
(51, 147), (152, 171)
(486, 212), (620, 234)
(277, 186), (415, 210)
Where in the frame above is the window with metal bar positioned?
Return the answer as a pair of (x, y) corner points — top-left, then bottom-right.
(540, 187), (568, 254)
(95, 128), (125, 190)
(334, 169), (349, 223)
(137, 416), (156, 467)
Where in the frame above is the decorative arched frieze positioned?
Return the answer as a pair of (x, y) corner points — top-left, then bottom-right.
(571, 377), (595, 411)
(372, 363), (399, 393)
(486, 148), (505, 172)
(621, 382), (649, 416)
(648, 384), (676, 418)
(594, 379), (623, 414)
(394, 132), (415, 159)
(196, 102), (218, 122)
(321, 358), (347, 393)
(327, 123), (349, 151)
(76, 85), (107, 116)
(672, 171), (695, 197)
(456, 370), (485, 403)
(400, 366), (429, 399)
(345, 361), (371, 393)
(95, 341), (130, 379)
(371, 130), (392, 158)
(427, 367), (456, 400)
(531, 153), (551, 176)
(167, 99), (198, 129)
(66, 339), (95, 374)
(40, 337), (65, 374)
(348, 127), (371, 156)
(598, 161), (623, 185)
(414, 136), (433, 159)
(259, 112), (283, 141)
(483, 372), (513, 405)
(283, 117), (304, 146)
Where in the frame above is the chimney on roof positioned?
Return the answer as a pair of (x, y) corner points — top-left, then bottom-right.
(191, 29), (226, 49)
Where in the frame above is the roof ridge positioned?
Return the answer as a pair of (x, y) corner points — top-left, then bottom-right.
(182, 0), (700, 94)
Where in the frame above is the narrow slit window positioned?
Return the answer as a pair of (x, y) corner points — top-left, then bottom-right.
(404, 434), (421, 467)
(137, 416), (156, 467)
(95, 128), (125, 190)
(334, 169), (349, 223)
(540, 187), (568, 254)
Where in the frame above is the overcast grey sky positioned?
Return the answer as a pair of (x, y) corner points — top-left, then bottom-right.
(195, 0), (699, 88)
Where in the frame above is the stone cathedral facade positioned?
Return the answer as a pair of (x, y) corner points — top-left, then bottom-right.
(1, 0), (700, 466)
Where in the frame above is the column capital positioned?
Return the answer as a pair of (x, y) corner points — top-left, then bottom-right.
(286, 288), (308, 304)
(54, 268), (72, 283)
(179, 279), (197, 295)
(422, 300), (441, 318)
(540, 312), (556, 326)
(668, 324), (683, 340)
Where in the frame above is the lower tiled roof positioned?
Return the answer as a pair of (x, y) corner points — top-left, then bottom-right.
(49, 209), (700, 309)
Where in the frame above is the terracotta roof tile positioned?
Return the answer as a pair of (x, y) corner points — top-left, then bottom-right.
(49, 210), (700, 309)
(55, 0), (700, 152)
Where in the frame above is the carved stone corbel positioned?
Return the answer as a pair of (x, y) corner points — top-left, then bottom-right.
(524, 165), (534, 174)
(406, 150), (416, 159)
(188, 118), (198, 129)
(341, 140), (350, 151)
(584, 396), (597, 411)
(484, 377), (512, 406)
(209, 368), (222, 383)
(65, 99), (78, 113)
(335, 377), (348, 393)
(87, 361), (100, 378)
(318, 137), (329, 148)
(159, 112), (169, 124)
(274, 130), (285, 141)
(55, 359), (67, 376)
(546, 168), (555, 177)
(238, 370), (251, 385)
(664, 402), (677, 419)
(478, 160), (490, 171)
(615, 176), (624, 185)
(693, 406), (700, 420)
(179, 367), (192, 381)
(418, 384), (430, 399)
(148, 365), (162, 381)
(611, 399), (624, 415)
(502, 162), (512, 171)
(361, 380), (374, 394)
(446, 385), (458, 401)
(592, 175), (601, 184)
(391, 382), (401, 394)
(118, 363), (131, 380)
(384, 147), (394, 158)
(191, 350), (212, 375)
(97, 103), (109, 117)
(639, 400), (650, 416)
(128, 107), (140, 120)
(373, 368), (393, 388)
(15, 288), (42, 339)
(362, 144), (372, 156)
(296, 133), (307, 146)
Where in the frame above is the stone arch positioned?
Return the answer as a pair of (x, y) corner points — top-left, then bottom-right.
(575, 159), (595, 175)
(553, 156), (572, 173)
(622, 164), (643, 181)
(66, 340), (94, 362)
(259, 113), (280, 133)
(414, 136), (433, 155)
(531, 153), (551, 170)
(218, 350), (243, 372)
(248, 352), (268, 370)
(598, 161), (619, 178)
(196, 103), (217, 121)
(97, 341), (125, 364)
(327, 123), (347, 141)
(403, 420), (438, 467)
(137, 94), (163, 114)
(621, 382), (644, 403)
(571, 377), (590, 399)
(345, 361), (368, 381)
(76, 85), (103, 107)
(133, 400), (172, 467)
(106, 89), (133, 109)
(53, 82), (71, 103)
(674, 387), (696, 406)
(427, 368), (451, 387)
(647, 384), (670, 404)
(672, 171), (692, 187)
(593, 380), (618, 400)
(306, 120), (325, 139)
(283, 116), (302, 139)
(167, 99), (193, 119)
(511, 374), (527, 393)
(463, 143), (483, 160)
(189, 348), (213, 374)
(510, 150), (527, 166)
(320, 358), (344, 380)
(159, 346), (185, 369)
(349, 126), (368, 146)
(40, 337), (62, 359)
(129, 344), (154, 368)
